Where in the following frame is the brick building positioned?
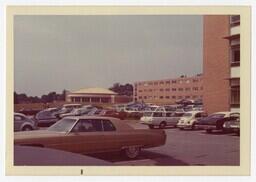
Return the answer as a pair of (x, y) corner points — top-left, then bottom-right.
(134, 75), (203, 105)
(203, 15), (240, 114)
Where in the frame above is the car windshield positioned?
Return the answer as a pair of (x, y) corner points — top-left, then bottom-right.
(143, 112), (153, 117)
(207, 114), (225, 119)
(47, 118), (77, 132)
(183, 113), (193, 117)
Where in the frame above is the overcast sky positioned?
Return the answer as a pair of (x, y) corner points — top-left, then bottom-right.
(14, 15), (202, 97)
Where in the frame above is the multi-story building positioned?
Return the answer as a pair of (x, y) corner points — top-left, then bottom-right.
(134, 75), (203, 104)
(203, 15), (240, 114)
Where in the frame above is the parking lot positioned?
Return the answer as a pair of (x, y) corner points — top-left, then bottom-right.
(88, 124), (240, 166)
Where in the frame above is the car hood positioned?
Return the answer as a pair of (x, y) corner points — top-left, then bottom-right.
(14, 130), (66, 141)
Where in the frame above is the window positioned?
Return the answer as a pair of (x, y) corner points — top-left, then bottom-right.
(231, 46), (240, 65)
(172, 80), (177, 84)
(154, 82), (158, 85)
(165, 96), (170, 99)
(139, 90), (143, 92)
(82, 97), (90, 102)
(230, 78), (240, 107)
(193, 79), (198, 83)
(160, 89), (164, 91)
(149, 89), (153, 92)
(101, 98), (110, 103)
(102, 120), (116, 131)
(138, 96), (142, 99)
(14, 115), (24, 121)
(160, 81), (164, 85)
(165, 81), (170, 84)
(144, 96), (147, 99)
(230, 15), (240, 26)
(153, 112), (163, 117)
(91, 97), (100, 102)
(185, 80), (190, 83)
(178, 96), (183, 99)
(172, 96), (176, 99)
(172, 88), (176, 91)
(165, 88), (170, 91)
(193, 87), (198, 91)
(74, 97), (80, 102)
(185, 88), (191, 91)
(178, 88), (183, 91)
(72, 119), (102, 132)
(185, 96), (190, 98)
(160, 96), (164, 99)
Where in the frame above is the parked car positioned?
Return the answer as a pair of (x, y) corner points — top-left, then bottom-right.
(59, 107), (96, 118)
(176, 111), (207, 130)
(223, 117), (240, 135)
(140, 111), (184, 129)
(100, 109), (127, 120)
(14, 116), (166, 159)
(55, 104), (82, 118)
(35, 110), (59, 127)
(14, 113), (37, 132)
(195, 112), (240, 133)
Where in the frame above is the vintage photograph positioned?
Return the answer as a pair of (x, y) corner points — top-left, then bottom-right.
(6, 6), (251, 176)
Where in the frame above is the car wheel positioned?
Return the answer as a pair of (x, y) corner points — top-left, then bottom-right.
(179, 128), (184, 130)
(22, 125), (33, 131)
(191, 124), (195, 130)
(206, 129), (212, 133)
(159, 122), (166, 129)
(123, 146), (141, 159)
(149, 125), (154, 129)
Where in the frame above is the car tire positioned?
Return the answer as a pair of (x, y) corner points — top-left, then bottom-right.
(22, 125), (33, 131)
(159, 121), (166, 129)
(149, 125), (154, 129)
(179, 128), (184, 130)
(123, 146), (141, 159)
(206, 129), (212, 133)
(191, 124), (195, 130)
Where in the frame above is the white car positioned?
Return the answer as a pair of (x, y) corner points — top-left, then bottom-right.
(140, 111), (184, 129)
(177, 111), (207, 130)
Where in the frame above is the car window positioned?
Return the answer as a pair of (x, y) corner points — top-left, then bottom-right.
(153, 112), (163, 117)
(48, 118), (77, 132)
(72, 119), (103, 132)
(166, 112), (173, 117)
(174, 113), (184, 117)
(102, 120), (116, 131)
(195, 113), (202, 118)
(14, 115), (23, 121)
(36, 111), (56, 120)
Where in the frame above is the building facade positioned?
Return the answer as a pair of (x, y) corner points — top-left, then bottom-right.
(134, 75), (203, 104)
(203, 15), (240, 114)
(66, 87), (132, 104)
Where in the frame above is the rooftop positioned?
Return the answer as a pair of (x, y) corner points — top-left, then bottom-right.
(72, 87), (117, 95)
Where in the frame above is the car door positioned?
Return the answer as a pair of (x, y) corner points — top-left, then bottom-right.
(66, 119), (106, 154)
(14, 115), (24, 131)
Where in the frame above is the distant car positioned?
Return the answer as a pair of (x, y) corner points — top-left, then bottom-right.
(59, 107), (96, 118)
(55, 104), (82, 117)
(140, 111), (184, 129)
(223, 117), (240, 135)
(100, 110), (127, 120)
(176, 111), (207, 130)
(35, 110), (59, 127)
(195, 112), (240, 133)
(14, 113), (37, 132)
(14, 116), (166, 159)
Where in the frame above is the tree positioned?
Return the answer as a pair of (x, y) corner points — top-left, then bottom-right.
(109, 83), (133, 96)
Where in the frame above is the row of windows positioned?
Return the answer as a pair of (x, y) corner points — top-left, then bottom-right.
(137, 95), (202, 100)
(135, 79), (201, 87)
(137, 87), (203, 92)
(71, 97), (111, 103)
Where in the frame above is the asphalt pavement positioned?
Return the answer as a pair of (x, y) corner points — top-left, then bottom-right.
(89, 127), (240, 166)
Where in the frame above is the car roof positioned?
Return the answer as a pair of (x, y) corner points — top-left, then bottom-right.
(63, 116), (133, 131)
(14, 112), (26, 117)
(213, 111), (239, 115)
(185, 111), (204, 114)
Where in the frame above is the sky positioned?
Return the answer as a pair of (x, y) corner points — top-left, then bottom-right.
(14, 15), (203, 97)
